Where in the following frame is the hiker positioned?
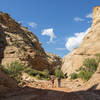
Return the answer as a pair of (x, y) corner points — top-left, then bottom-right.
(51, 76), (55, 88)
(57, 76), (61, 88)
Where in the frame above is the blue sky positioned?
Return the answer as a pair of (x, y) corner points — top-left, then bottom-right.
(0, 0), (99, 57)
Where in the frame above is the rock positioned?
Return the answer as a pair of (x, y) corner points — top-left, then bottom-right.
(61, 6), (100, 75)
(0, 12), (61, 72)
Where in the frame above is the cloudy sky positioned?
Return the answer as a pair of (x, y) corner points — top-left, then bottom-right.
(0, 0), (99, 57)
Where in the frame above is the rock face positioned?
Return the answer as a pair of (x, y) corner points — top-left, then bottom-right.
(62, 6), (100, 75)
(0, 12), (61, 72)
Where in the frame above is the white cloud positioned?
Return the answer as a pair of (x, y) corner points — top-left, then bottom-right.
(28, 22), (37, 28)
(86, 13), (92, 19)
(41, 28), (56, 43)
(65, 28), (90, 51)
(56, 48), (66, 51)
(74, 17), (84, 22)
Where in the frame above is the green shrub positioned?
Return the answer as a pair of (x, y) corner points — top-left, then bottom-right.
(83, 58), (98, 72)
(76, 58), (98, 81)
(0, 61), (25, 83)
(7, 61), (24, 77)
(3, 61), (25, 83)
(24, 68), (50, 80)
(78, 70), (93, 81)
(24, 68), (38, 76)
(72, 58), (99, 81)
(70, 73), (78, 80)
(35, 74), (40, 79)
(40, 69), (50, 78)
(55, 68), (65, 78)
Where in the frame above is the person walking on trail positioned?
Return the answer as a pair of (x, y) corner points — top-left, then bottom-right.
(57, 76), (61, 88)
(51, 76), (55, 88)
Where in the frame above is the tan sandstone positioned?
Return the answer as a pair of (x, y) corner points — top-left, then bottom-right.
(0, 12), (61, 72)
(62, 6), (100, 75)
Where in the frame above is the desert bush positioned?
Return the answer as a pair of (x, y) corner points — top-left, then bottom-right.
(75, 58), (98, 81)
(35, 74), (41, 79)
(40, 69), (50, 78)
(78, 70), (93, 81)
(70, 73), (78, 80)
(24, 68), (50, 79)
(24, 68), (38, 76)
(83, 58), (98, 72)
(6, 61), (24, 77)
(71, 58), (99, 81)
(4, 61), (25, 83)
(0, 61), (25, 83)
(54, 68), (65, 78)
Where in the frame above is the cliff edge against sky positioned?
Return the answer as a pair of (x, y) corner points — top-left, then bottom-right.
(62, 6), (100, 75)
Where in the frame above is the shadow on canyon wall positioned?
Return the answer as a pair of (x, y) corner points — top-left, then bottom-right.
(0, 25), (7, 64)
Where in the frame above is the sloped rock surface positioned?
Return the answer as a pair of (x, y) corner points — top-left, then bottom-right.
(0, 12), (61, 71)
(62, 6), (100, 75)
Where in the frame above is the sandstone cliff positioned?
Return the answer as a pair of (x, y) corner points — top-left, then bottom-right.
(62, 6), (100, 75)
(0, 12), (61, 72)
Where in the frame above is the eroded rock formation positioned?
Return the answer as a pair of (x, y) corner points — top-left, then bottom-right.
(62, 6), (100, 75)
(0, 12), (61, 72)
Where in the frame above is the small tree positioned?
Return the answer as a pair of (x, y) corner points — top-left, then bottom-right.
(55, 68), (64, 78)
